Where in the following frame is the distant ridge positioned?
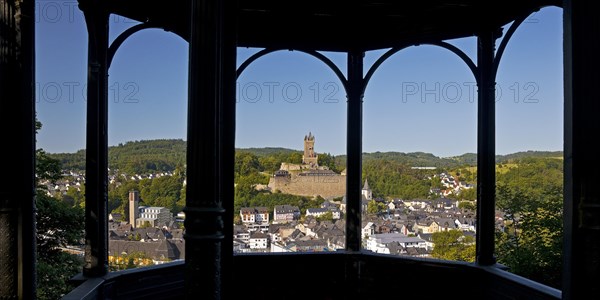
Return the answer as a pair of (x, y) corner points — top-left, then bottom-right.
(496, 150), (563, 162)
(48, 138), (563, 173)
(237, 147), (300, 157)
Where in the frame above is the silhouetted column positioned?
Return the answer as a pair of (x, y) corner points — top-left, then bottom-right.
(475, 31), (497, 266)
(185, 0), (235, 299)
(81, 0), (109, 277)
(220, 1), (237, 299)
(345, 49), (365, 300)
(0, 0), (36, 299)
(346, 51), (364, 252)
(563, 0), (600, 298)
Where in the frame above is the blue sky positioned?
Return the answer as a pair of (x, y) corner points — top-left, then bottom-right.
(36, 3), (563, 157)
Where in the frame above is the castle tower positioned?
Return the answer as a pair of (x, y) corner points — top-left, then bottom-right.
(302, 132), (318, 166)
(129, 190), (140, 228)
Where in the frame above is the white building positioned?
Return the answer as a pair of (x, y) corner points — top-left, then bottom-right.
(362, 222), (376, 238)
(136, 206), (173, 228)
(240, 207), (269, 224)
(365, 233), (427, 254)
(249, 231), (268, 250)
(306, 207), (329, 218)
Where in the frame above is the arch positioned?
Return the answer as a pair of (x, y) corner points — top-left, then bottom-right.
(492, 14), (528, 80)
(492, 5), (561, 80)
(363, 41), (477, 95)
(236, 48), (348, 94)
(108, 23), (186, 69)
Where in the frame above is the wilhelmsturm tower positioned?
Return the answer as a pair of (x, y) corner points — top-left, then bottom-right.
(268, 132), (346, 199)
(303, 132), (318, 167)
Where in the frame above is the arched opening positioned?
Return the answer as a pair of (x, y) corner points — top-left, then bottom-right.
(494, 6), (564, 289)
(235, 48), (347, 254)
(107, 24), (188, 271)
(362, 41), (478, 260)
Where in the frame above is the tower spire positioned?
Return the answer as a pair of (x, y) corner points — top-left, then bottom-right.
(302, 132), (318, 166)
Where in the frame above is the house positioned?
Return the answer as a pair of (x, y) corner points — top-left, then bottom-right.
(268, 224), (300, 244)
(362, 222), (376, 238)
(249, 231), (268, 250)
(388, 199), (404, 211)
(432, 198), (457, 210)
(240, 207), (269, 224)
(414, 218), (456, 234)
(418, 233), (435, 251)
(306, 207), (329, 218)
(396, 223), (413, 236)
(329, 207), (342, 220)
(455, 217), (476, 232)
(270, 241), (294, 253)
(234, 225), (250, 241)
(108, 213), (123, 222)
(365, 233), (427, 254)
(376, 223), (393, 234)
(108, 239), (184, 263)
(327, 235), (346, 250)
(436, 218), (457, 232)
(273, 205), (300, 223)
(288, 239), (329, 252)
(234, 239), (250, 253)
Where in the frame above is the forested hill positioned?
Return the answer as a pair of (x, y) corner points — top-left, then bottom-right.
(496, 150), (563, 163)
(49, 139), (187, 174)
(237, 147), (301, 157)
(48, 138), (563, 174)
(49, 140), (301, 174)
(362, 152), (474, 168)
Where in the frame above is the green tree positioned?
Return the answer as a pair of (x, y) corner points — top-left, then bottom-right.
(366, 200), (386, 215)
(126, 257), (137, 269)
(138, 174), (184, 213)
(362, 159), (432, 199)
(288, 152), (303, 164)
(495, 157), (563, 288)
(36, 251), (83, 300)
(318, 152), (340, 173)
(316, 211), (333, 222)
(65, 184), (85, 208)
(459, 187), (476, 201)
(109, 251), (153, 271)
(35, 119), (85, 299)
(36, 149), (62, 185)
(458, 200), (476, 211)
(235, 152), (261, 177)
(495, 183), (563, 288)
(431, 230), (475, 262)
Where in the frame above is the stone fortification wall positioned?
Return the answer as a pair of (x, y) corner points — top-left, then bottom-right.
(268, 173), (346, 199)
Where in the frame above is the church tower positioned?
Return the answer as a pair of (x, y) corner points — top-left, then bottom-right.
(129, 190), (140, 228)
(302, 132), (318, 166)
(362, 179), (373, 201)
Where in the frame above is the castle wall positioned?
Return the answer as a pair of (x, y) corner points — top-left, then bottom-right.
(268, 174), (346, 199)
(280, 163), (303, 171)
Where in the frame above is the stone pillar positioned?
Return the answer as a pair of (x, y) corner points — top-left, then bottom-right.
(185, 0), (236, 299)
(346, 50), (364, 252)
(563, 0), (600, 298)
(80, 0), (109, 277)
(475, 30), (497, 266)
(0, 0), (36, 298)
